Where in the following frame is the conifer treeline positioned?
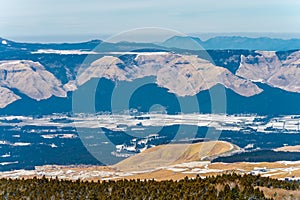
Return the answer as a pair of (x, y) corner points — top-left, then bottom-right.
(0, 173), (298, 199)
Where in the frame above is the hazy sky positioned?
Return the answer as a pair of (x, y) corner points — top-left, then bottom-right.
(1, 0), (300, 42)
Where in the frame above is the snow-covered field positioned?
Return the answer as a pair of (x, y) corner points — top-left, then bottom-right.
(0, 113), (299, 133)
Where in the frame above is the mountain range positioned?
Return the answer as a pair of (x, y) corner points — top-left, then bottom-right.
(162, 36), (300, 51)
(0, 36), (300, 115)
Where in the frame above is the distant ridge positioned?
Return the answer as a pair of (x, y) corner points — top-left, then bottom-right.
(3, 35), (300, 51)
(162, 36), (300, 51)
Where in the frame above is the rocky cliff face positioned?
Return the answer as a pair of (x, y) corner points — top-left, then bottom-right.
(0, 60), (67, 101)
(236, 50), (300, 93)
(70, 53), (262, 97)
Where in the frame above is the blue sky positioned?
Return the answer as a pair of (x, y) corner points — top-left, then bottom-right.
(1, 0), (300, 42)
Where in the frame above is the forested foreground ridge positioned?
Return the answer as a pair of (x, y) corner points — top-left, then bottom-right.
(0, 173), (299, 199)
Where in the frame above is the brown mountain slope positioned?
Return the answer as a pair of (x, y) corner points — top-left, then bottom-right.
(0, 60), (67, 101)
(69, 53), (262, 97)
(236, 50), (300, 93)
(113, 141), (238, 171)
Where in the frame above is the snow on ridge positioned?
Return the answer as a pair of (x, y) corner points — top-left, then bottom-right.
(107, 52), (169, 55)
(31, 50), (169, 56)
(1, 40), (7, 45)
(31, 49), (98, 55)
